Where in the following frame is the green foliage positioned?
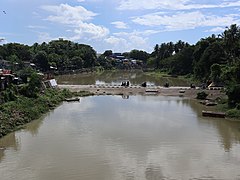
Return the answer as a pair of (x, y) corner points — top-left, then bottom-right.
(196, 91), (208, 100)
(18, 72), (42, 98)
(129, 49), (149, 64)
(0, 39), (97, 72)
(210, 63), (222, 83)
(0, 85), (18, 103)
(226, 108), (240, 118)
(162, 46), (194, 75)
(226, 84), (240, 107)
(34, 51), (49, 71)
(103, 50), (112, 56)
(0, 88), (84, 138)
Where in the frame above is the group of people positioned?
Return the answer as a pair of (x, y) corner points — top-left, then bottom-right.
(121, 81), (130, 87)
(121, 81), (172, 88)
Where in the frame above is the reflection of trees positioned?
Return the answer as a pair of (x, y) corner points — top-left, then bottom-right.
(25, 118), (44, 136)
(56, 70), (190, 86)
(187, 99), (240, 151)
(214, 121), (240, 151)
(0, 133), (19, 162)
(145, 165), (165, 180)
(56, 73), (96, 85)
(0, 118), (43, 162)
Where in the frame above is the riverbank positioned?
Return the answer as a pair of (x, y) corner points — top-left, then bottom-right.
(58, 84), (226, 100)
(0, 84), (233, 139)
(0, 89), (93, 138)
(59, 84), (239, 119)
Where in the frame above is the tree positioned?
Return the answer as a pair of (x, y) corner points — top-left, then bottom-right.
(210, 63), (222, 83)
(222, 24), (240, 63)
(34, 51), (49, 72)
(129, 49), (149, 64)
(71, 56), (83, 69)
(103, 50), (112, 57)
(193, 42), (226, 81)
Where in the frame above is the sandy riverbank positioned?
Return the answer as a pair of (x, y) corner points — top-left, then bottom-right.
(58, 84), (226, 100)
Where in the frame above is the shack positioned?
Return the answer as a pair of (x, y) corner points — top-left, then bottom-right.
(0, 69), (14, 91)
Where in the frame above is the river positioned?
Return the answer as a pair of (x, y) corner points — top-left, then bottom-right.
(56, 70), (190, 86)
(1, 95), (240, 180)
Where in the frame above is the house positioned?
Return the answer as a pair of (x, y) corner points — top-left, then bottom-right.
(0, 69), (14, 91)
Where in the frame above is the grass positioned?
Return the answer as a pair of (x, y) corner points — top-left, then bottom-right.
(0, 88), (93, 138)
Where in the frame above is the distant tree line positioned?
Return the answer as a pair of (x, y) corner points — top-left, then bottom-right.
(0, 39), (97, 72)
(1, 25), (240, 107)
(148, 24), (240, 108)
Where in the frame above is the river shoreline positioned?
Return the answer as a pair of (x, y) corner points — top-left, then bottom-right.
(0, 89), (93, 139)
(58, 84), (226, 100)
(0, 85), (228, 139)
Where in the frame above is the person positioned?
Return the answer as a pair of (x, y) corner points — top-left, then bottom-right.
(126, 81), (129, 87)
(141, 82), (147, 87)
(164, 82), (169, 88)
(190, 83), (195, 88)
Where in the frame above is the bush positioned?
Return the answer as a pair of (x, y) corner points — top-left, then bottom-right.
(0, 88), (77, 138)
(196, 91), (208, 100)
(227, 84), (240, 107)
(226, 109), (240, 118)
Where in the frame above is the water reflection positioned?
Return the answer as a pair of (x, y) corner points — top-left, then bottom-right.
(0, 133), (19, 162)
(0, 95), (240, 180)
(122, 94), (129, 99)
(187, 98), (240, 151)
(56, 70), (190, 86)
(0, 116), (45, 162)
(23, 118), (44, 136)
(145, 165), (164, 180)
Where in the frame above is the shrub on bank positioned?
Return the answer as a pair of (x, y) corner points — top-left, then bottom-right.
(226, 108), (240, 118)
(196, 91), (208, 100)
(0, 88), (91, 138)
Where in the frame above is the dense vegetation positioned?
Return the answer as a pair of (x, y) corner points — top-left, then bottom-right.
(1, 24), (240, 118)
(149, 25), (240, 113)
(0, 39), (97, 72)
(0, 78), (93, 138)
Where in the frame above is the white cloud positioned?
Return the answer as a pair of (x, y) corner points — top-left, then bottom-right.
(132, 11), (240, 31)
(114, 29), (160, 37)
(27, 25), (47, 29)
(38, 32), (53, 43)
(42, 4), (97, 23)
(118, 0), (240, 10)
(76, 0), (85, 2)
(42, 4), (109, 40)
(72, 22), (109, 40)
(111, 21), (128, 29)
(104, 34), (150, 52)
(205, 27), (226, 33)
(0, 37), (6, 44)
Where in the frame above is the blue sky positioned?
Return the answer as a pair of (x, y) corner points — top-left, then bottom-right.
(1, 0), (240, 53)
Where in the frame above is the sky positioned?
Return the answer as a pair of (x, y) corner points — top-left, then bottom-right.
(1, 0), (240, 53)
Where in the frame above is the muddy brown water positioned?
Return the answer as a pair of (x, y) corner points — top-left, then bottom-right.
(56, 70), (190, 86)
(1, 95), (240, 180)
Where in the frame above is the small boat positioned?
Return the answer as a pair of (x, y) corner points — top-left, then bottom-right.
(202, 110), (225, 118)
(205, 102), (217, 106)
(65, 97), (80, 102)
(145, 89), (159, 93)
(179, 90), (185, 93)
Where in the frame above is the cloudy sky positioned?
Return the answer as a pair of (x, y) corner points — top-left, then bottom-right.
(1, 0), (240, 53)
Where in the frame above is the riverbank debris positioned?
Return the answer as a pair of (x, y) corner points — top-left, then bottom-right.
(179, 90), (185, 93)
(202, 110), (226, 118)
(65, 97), (80, 102)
